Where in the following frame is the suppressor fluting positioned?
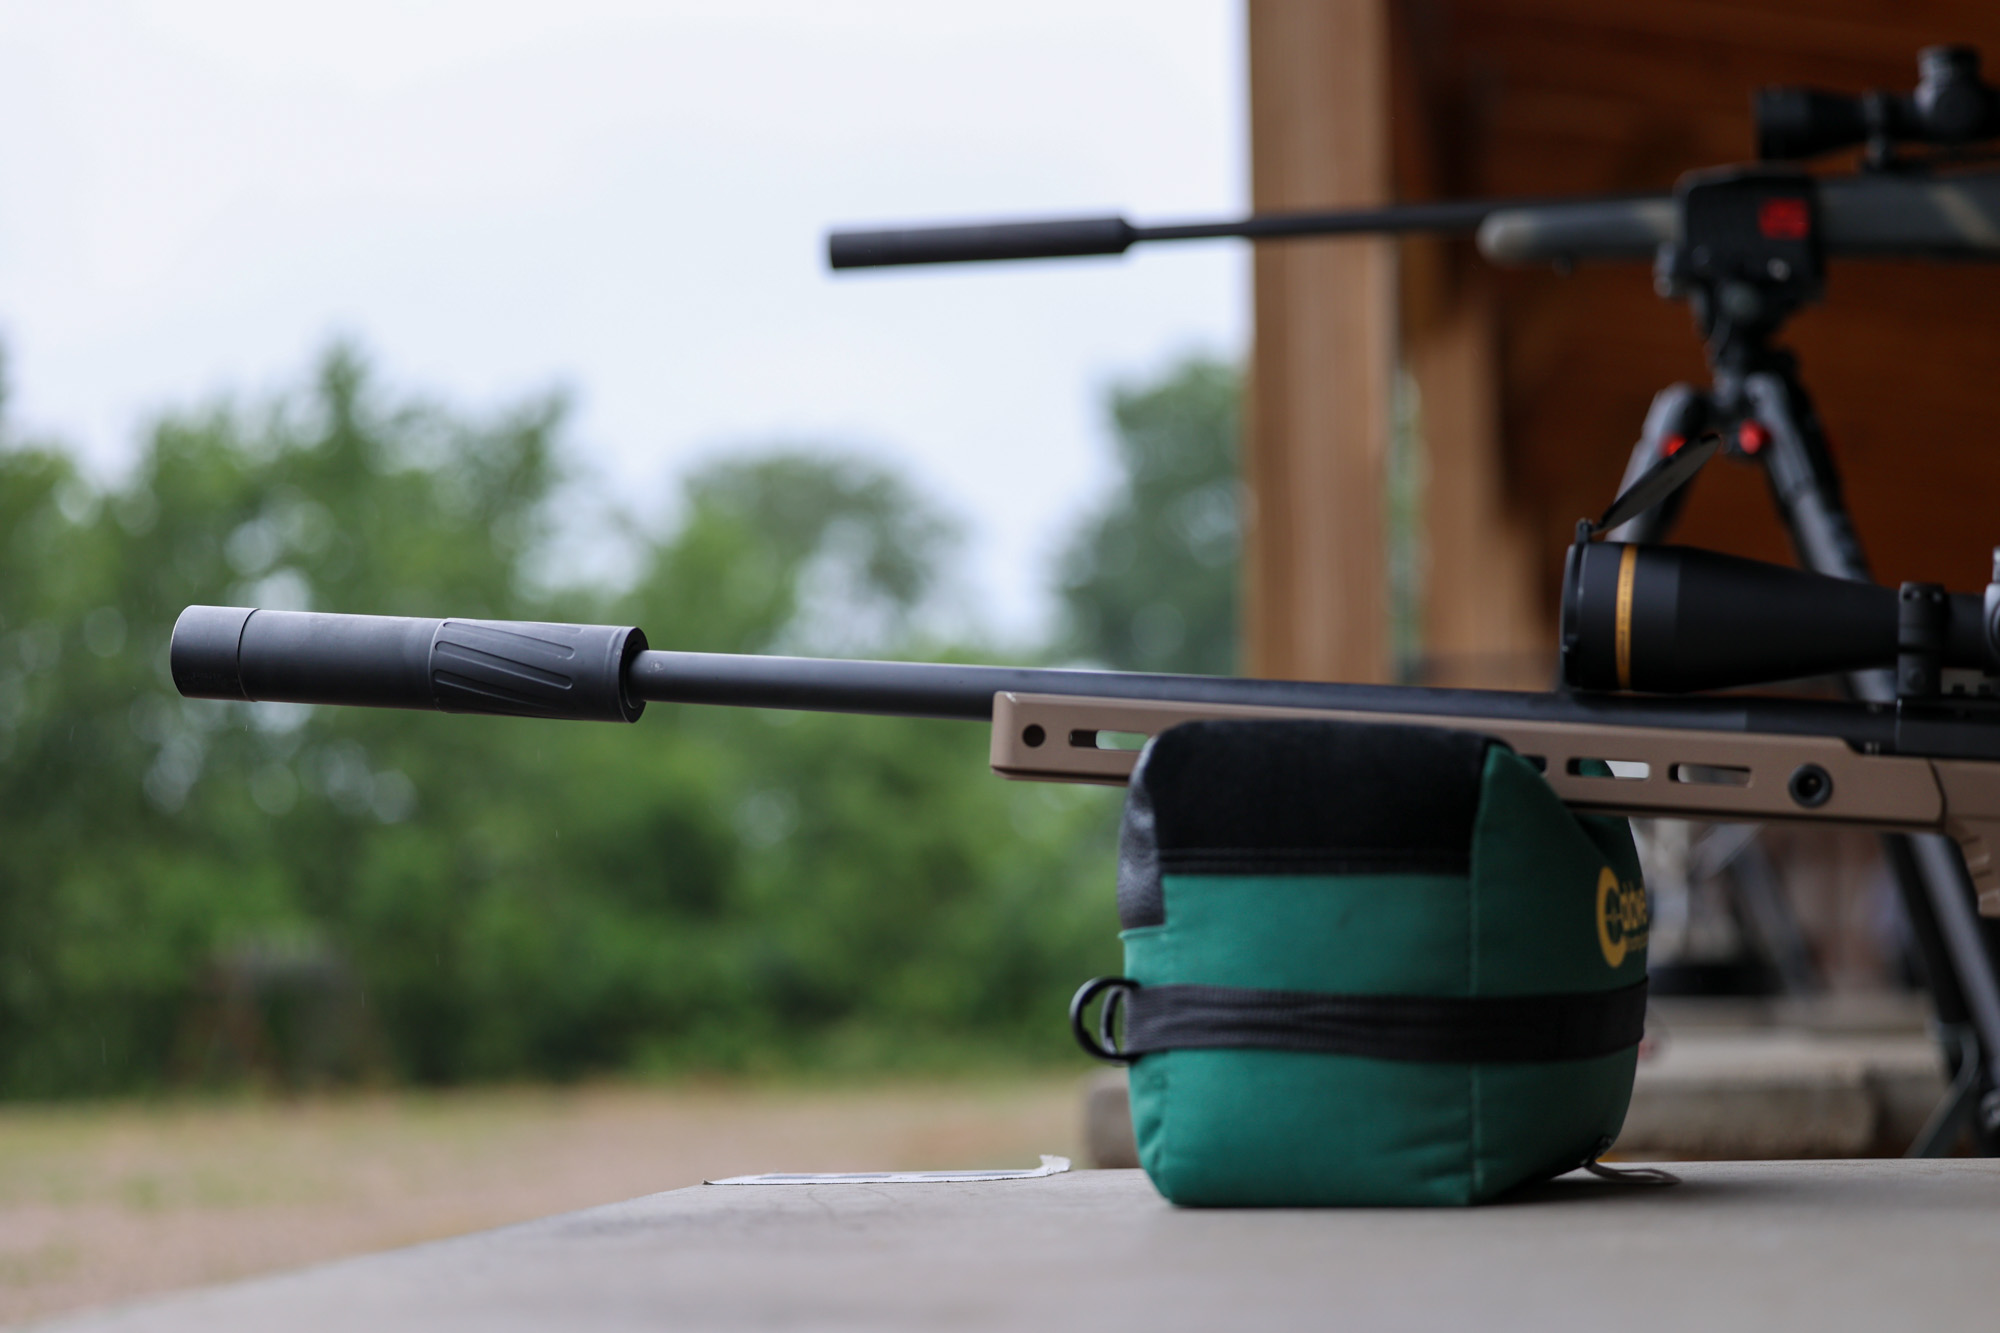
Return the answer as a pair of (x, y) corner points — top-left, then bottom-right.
(170, 607), (647, 722)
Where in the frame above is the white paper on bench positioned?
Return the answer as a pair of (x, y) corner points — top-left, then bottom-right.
(707, 1155), (1071, 1185)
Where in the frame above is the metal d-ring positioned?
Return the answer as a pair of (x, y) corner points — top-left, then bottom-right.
(1069, 976), (1137, 1064)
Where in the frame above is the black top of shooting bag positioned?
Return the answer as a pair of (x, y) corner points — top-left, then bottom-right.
(1117, 720), (1495, 928)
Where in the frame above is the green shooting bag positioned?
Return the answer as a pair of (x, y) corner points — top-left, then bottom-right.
(1078, 718), (1649, 1206)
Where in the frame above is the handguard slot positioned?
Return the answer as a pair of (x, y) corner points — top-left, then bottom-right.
(1068, 728), (1149, 752)
(1672, 762), (1753, 786)
(1566, 758), (1651, 779)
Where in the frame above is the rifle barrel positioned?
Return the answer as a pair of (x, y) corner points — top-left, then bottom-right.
(630, 650), (1506, 721)
(621, 650), (1905, 759)
(826, 197), (1598, 270)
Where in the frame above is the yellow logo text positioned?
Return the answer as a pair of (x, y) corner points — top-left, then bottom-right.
(1596, 867), (1649, 968)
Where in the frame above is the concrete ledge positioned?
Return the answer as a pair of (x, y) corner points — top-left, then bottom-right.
(37, 1161), (2000, 1332)
(1083, 1008), (1950, 1166)
(1616, 1030), (1945, 1157)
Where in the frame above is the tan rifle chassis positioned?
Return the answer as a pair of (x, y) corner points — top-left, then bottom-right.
(986, 692), (2000, 918)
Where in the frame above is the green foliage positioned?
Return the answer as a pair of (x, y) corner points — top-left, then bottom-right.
(0, 346), (1120, 1096)
(1056, 356), (1241, 675)
(630, 453), (955, 656)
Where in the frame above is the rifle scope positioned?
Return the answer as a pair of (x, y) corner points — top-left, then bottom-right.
(1756, 45), (2000, 162)
(1561, 542), (2000, 695)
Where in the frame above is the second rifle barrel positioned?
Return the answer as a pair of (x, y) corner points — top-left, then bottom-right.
(827, 197), (1565, 270)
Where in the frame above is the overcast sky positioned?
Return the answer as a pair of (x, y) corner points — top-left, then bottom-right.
(0, 1), (1247, 640)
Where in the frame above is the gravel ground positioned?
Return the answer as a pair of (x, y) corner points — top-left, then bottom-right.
(0, 1077), (1084, 1327)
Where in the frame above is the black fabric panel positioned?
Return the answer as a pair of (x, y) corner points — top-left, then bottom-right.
(1117, 720), (1497, 929)
(1116, 760), (1163, 930)
(1158, 848), (1468, 876)
(1121, 979), (1649, 1065)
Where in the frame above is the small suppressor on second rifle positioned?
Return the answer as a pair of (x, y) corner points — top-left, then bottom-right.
(1561, 542), (2000, 695)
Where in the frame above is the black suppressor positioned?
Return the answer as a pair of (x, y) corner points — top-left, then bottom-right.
(170, 606), (648, 722)
(1561, 542), (1998, 694)
(828, 216), (1141, 269)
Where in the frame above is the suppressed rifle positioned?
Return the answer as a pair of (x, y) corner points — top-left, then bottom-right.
(168, 46), (2000, 1151)
(828, 44), (2000, 277)
(170, 528), (2000, 918)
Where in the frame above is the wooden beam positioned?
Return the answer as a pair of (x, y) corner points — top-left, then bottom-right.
(1403, 274), (1549, 688)
(1243, 0), (1395, 683)
(1392, 2), (1548, 690)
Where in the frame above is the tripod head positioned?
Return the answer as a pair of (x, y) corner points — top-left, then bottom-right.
(1757, 45), (2000, 167)
(1670, 48), (2000, 375)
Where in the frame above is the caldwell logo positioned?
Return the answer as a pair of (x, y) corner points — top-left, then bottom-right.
(1595, 867), (1650, 968)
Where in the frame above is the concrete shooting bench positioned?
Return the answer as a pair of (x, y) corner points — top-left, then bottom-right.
(36, 1159), (2000, 1332)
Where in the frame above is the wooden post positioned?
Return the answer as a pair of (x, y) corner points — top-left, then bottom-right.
(1391, 8), (1549, 691)
(1243, 0), (1396, 683)
(1402, 274), (1548, 688)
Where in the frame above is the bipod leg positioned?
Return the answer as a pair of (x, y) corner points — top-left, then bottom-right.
(1743, 360), (2000, 1153)
(1908, 1024), (1983, 1157)
(1700, 825), (1820, 995)
(1605, 384), (1711, 545)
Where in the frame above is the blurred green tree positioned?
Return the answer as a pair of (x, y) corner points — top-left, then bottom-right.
(1054, 356), (1241, 675)
(0, 346), (1120, 1095)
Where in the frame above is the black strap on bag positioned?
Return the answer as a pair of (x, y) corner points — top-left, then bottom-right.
(1071, 977), (1648, 1066)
